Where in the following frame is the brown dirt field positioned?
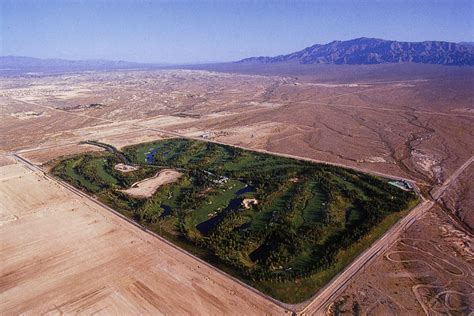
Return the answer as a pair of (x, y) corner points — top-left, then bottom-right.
(1, 65), (472, 312)
(120, 169), (183, 198)
(19, 144), (103, 166)
(439, 164), (474, 230)
(3, 68), (472, 188)
(0, 154), (15, 167)
(0, 162), (286, 315)
(328, 205), (473, 315)
(98, 130), (166, 150)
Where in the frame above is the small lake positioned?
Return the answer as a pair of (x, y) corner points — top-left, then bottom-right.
(235, 185), (254, 196)
(160, 204), (172, 218)
(196, 184), (255, 235)
(145, 148), (160, 164)
(146, 147), (174, 165)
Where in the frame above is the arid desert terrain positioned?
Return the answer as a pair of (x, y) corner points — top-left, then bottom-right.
(1, 64), (473, 314)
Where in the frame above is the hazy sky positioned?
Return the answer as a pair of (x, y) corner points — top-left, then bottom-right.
(1, 0), (473, 63)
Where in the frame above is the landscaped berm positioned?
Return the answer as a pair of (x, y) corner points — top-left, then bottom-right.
(52, 138), (419, 303)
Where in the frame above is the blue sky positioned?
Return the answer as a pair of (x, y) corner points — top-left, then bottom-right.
(1, 0), (473, 63)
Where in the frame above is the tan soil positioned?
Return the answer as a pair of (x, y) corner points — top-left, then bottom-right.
(120, 169), (183, 198)
(439, 163), (474, 230)
(10, 111), (49, 120)
(2, 68), (472, 188)
(1, 66), (472, 312)
(0, 154), (15, 167)
(19, 144), (102, 166)
(328, 205), (473, 315)
(0, 162), (285, 315)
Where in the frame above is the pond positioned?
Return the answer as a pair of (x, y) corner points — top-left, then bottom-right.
(145, 148), (160, 164)
(145, 146), (175, 165)
(160, 204), (172, 218)
(196, 184), (255, 234)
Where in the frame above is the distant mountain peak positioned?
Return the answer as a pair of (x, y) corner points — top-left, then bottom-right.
(0, 56), (159, 75)
(238, 38), (474, 66)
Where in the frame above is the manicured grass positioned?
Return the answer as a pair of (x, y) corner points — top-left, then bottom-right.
(251, 203), (417, 303)
(188, 180), (246, 230)
(87, 158), (118, 186)
(250, 182), (299, 231)
(301, 182), (326, 225)
(126, 141), (163, 164)
(53, 138), (419, 304)
(63, 158), (101, 192)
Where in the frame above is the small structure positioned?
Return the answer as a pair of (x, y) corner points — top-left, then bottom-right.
(242, 198), (258, 209)
(388, 180), (413, 191)
(213, 176), (229, 184)
(114, 163), (139, 173)
(201, 130), (213, 139)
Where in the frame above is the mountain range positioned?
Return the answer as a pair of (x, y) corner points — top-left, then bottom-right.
(238, 38), (474, 66)
(2, 38), (474, 75)
(0, 56), (157, 75)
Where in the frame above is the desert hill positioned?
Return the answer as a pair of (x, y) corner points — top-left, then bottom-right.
(238, 37), (474, 66)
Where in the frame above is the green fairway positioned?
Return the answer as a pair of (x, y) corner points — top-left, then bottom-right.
(52, 138), (419, 303)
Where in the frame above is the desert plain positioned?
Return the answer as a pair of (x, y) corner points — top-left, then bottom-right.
(1, 64), (473, 314)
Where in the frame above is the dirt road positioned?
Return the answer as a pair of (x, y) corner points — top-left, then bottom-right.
(8, 143), (472, 315)
(12, 97), (426, 186)
(431, 156), (474, 200)
(2, 157), (289, 315)
(299, 155), (474, 315)
(299, 200), (434, 315)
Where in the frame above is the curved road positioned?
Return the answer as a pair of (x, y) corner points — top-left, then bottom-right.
(9, 97), (473, 315)
(299, 155), (472, 315)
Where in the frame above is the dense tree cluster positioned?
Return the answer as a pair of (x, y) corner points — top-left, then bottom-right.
(52, 138), (418, 285)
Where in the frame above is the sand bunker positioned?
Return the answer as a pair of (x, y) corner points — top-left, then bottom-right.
(114, 163), (139, 173)
(120, 169), (182, 198)
(242, 198), (258, 209)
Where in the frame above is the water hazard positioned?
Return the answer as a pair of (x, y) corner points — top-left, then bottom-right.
(160, 204), (172, 218)
(145, 148), (160, 164)
(196, 184), (255, 234)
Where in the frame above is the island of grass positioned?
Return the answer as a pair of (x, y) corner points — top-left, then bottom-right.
(52, 138), (419, 303)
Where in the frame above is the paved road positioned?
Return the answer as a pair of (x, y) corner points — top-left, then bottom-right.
(299, 155), (473, 315)
(431, 156), (474, 200)
(298, 200), (433, 315)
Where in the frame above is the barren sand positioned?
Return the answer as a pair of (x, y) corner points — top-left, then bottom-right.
(329, 206), (473, 315)
(0, 162), (285, 315)
(120, 169), (183, 198)
(0, 154), (15, 167)
(19, 143), (103, 166)
(3, 67), (472, 189)
(439, 163), (474, 230)
(1, 66), (473, 314)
